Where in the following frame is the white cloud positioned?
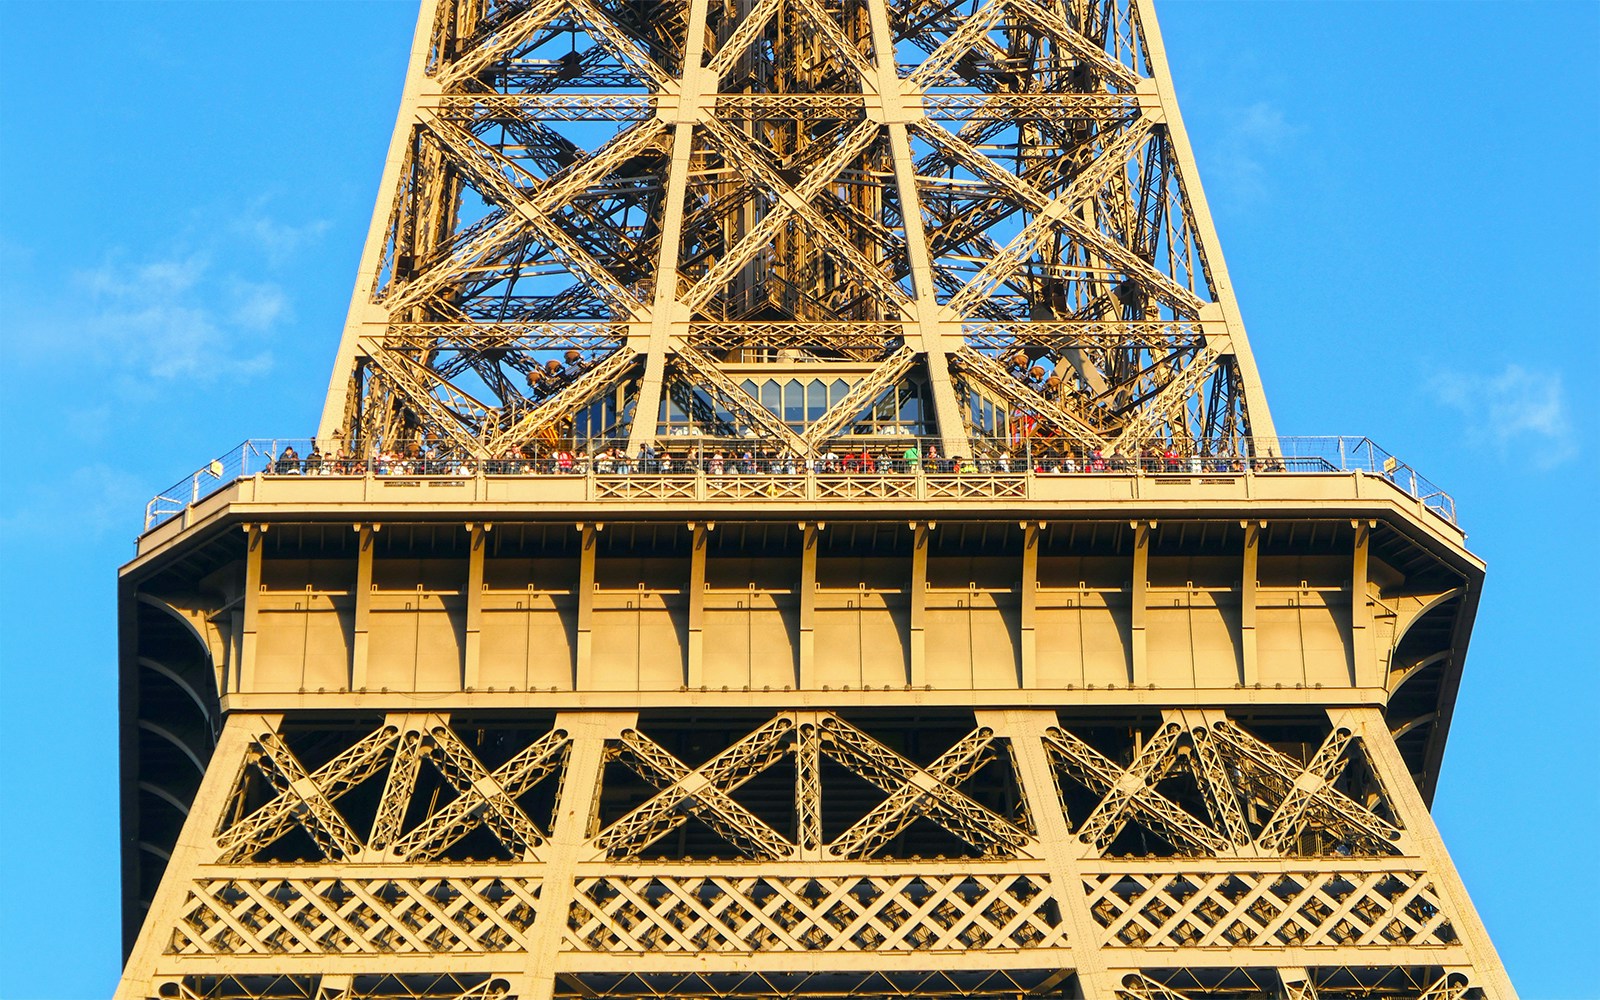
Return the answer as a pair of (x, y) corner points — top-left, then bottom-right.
(235, 211), (330, 267)
(229, 279), (290, 331)
(70, 253), (278, 381)
(5, 205), (326, 387)
(1204, 101), (1301, 207)
(1427, 364), (1575, 469)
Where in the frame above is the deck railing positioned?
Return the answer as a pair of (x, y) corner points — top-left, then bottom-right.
(143, 436), (1457, 531)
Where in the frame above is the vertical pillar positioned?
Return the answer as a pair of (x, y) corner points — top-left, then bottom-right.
(983, 708), (1114, 998)
(1130, 520), (1150, 686)
(575, 523), (599, 689)
(1344, 707), (1517, 1000)
(1351, 519), (1377, 687)
(1241, 519), (1261, 686)
(1278, 968), (1316, 1000)
(623, 0), (711, 456)
(686, 522), (709, 688)
(863, 0), (970, 458)
(463, 522), (488, 690)
(516, 710), (635, 1000)
(1020, 521), (1040, 687)
(798, 522), (819, 688)
(909, 522), (930, 686)
(350, 523), (376, 691)
(238, 524), (265, 693)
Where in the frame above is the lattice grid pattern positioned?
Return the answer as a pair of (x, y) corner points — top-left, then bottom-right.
(168, 877), (542, 955)
(563, 871), (1067, 952)
(1085, 869), (1458, 949)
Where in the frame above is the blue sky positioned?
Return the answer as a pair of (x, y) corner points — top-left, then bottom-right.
(1, 1), (1595, 995)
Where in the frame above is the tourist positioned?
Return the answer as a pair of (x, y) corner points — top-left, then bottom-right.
(275, 444), (301, 474)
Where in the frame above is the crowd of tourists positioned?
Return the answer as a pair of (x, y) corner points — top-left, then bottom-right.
(266, 440), (1252, 477)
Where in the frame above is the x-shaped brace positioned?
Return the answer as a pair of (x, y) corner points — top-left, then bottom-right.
(821, 715), (1032, 858)
(216, 724), (398, 862)
(592, 716), (796, 860)
(1043, 723), (1231, 856)
(389, 726), (570, 861)
(1209, 719), (1402, 853)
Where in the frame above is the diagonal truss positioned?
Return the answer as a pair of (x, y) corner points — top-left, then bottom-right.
(1043, 714), (1404, 859)
(589, 712), (1033, 862)
(388, 725), (570, 861)
(214, 717), (570, 865)
(318, 0), (1278, 464)
(215, 725), (398, 863)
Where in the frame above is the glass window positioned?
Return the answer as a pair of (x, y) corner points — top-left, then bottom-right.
(783, 380), (803, 426)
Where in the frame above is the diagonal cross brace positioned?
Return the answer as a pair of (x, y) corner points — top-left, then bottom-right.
(828, 724), (1007, 859)
(1041, 724), (1230, 855)
(801, 344), (917, 449)
(951, 346), (1107, 450)
(670, 343), (813, 456)
(362, 345), (494, 455)
(389, 726), (570, 861)
(484, 345), (640, 455)
(1107, 345), (1219, 455)
(215, 725), (398, 862)
(1208, 720), (1401, 853)
(695, 116), (913, 312)
(594, 717), (796, 860)
(820, 715), (1031, 857)
(680, 119), (883, 310)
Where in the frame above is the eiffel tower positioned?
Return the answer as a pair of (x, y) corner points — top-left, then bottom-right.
(117, 2), (1514, 998)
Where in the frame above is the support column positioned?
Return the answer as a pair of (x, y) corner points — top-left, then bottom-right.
(1351, 519), (1378, 687)
(909, 521), (930, 686)
(1279, 967), (1316, 1000)
(624, 0), (712, 455)
(798, 522), (819, 688)
(1020, 521), (1041, 687)
(463, 522), (489, 690)
(350, 523), (376, 691)
(238, 524), (266, 693)
(1241, 519), (1261, 686)
(864, 0), (970, 458)
(1344, 707), (1518, 1000)
(516, 710), (635, 1000)
(575, 523), (599, 689)
(1130, 520), (1150, 686)
(686, 522), (709, 688)
(316, 0), (443, 440)
(984, 708), (1114, 998)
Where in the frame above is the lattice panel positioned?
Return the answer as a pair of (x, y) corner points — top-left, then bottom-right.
(214, 718), (569, 864)
(563, 872), (1067, 953)
(592, 712), (1035, 862)
(167, 877), (541, 955)
(1043, 714), (1403, 859)
(1085, 869), (1459, 950)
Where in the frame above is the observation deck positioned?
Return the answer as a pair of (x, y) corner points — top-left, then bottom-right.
(126, 433), (1476, 800)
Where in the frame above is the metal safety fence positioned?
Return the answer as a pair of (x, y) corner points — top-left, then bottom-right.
(143, 435), (1457, 532)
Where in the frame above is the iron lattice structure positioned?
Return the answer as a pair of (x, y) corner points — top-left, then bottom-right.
(319, 0), (1276, 466)
(116, 2), (1514, 1000)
